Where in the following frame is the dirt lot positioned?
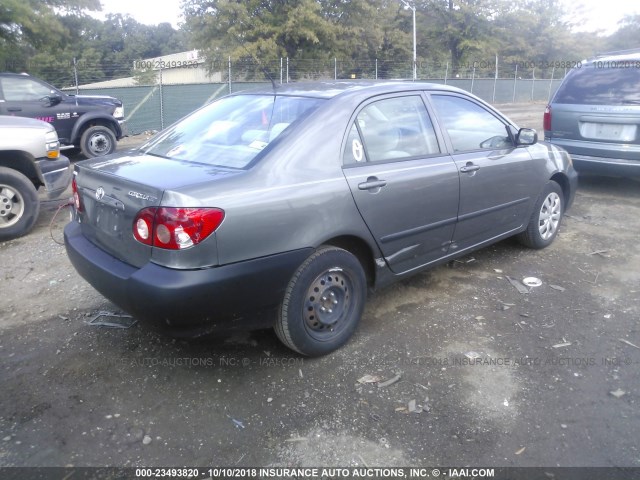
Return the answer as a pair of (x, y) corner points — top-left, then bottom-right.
(1, 104), (639, 469)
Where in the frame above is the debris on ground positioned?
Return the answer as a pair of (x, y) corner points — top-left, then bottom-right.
(506, 276), (529, 294)
(142, 435), (152, 445)
(378, 373), (402, 388)
(619, 339), (640, 350)
(284, 437), (308, 443)
(609, 389), (626, 399)
(515, 447), (526, 455)
(549, 284), (566, 292)
(464, 351), (482, 360)
(523, 277), (543, 288)
(552, 341), (572, 349)
(87, 311), (136, 329)
(408, 399), (424, 413)
(230, 418), (245, 429)
(588, 250), (610, 258)
(357, 374), (381, 384)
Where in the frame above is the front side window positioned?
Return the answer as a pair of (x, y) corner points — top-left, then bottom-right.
(431, 95), (512, 152)
(1, 77), (53, 101)
(144, 94), (325, 169)
(343, 95), (440, 164)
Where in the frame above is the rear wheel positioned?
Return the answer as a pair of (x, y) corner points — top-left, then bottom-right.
(0, 167), (40, 241)
(275, 246), (367, 356)
(80, 125), (117, 158)
(518, 180), (564, 249)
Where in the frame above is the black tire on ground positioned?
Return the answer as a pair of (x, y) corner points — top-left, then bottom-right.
(518, 180), (564, 249)
(275, 246), (367, 356)
(0, 167), (40, 241)
(80, 125), (117, 158)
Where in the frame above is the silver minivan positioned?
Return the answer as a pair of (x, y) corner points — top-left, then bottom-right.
(544, 49), (640, 177)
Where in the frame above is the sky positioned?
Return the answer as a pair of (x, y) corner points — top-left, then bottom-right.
(94, 0), (638, 35)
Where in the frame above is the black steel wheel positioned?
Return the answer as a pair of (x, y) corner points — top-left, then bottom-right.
(275, 246), (367, 356)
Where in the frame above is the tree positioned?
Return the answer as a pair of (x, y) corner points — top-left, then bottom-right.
(0, 0), (100, 69)
(605, 15), (640, 52)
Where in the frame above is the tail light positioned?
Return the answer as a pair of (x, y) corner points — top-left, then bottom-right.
(133, 207), (224, 250)
(543, 105), (551, 131)
(72, 177), (83, 212)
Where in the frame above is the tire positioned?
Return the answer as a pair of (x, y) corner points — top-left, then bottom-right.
(518, 180), (564, 249)
(0, 167), (40, 241)
(80, 125), (117, 158)
(275, 246), (367, 356)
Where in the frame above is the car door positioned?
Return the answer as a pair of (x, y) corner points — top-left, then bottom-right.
(0, 75), (74, 141)
(342, 94), (460, 274)
(428, 93), (545, 253)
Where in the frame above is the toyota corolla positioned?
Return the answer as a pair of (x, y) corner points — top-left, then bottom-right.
(64, 81), (577, 356)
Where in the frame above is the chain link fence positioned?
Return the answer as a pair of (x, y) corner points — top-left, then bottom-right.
(9, 57), (566, 135)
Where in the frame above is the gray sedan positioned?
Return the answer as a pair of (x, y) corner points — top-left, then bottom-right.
(64, 81), (578, 356)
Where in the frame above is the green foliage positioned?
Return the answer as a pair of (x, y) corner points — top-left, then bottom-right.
(604, 15), (640, 52)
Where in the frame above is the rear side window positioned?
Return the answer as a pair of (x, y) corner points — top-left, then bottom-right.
(343, 95), (440, 165)
(553, 65), (640, 105)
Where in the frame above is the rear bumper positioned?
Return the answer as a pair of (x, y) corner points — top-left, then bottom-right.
(545, 137), (640, 177)
(570, 154), (640, 178)
(36, 156), (72, 199)
(64, 221), (312, 336)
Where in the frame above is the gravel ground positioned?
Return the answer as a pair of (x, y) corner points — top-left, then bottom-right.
(1, 104), (639, 470)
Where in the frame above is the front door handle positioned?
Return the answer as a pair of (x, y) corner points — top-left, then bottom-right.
(7, 107), (22, 112)
(358, 178), (387, 190)
(460, 163), (480, 173)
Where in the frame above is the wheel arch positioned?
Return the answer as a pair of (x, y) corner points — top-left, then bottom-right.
(0, 152), (42, 187)
(71, 115), (120, 144)
(550, 172), (571, 207)
(320, 235), (377, 288)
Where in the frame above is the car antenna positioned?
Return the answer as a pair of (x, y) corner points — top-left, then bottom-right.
(233, 22), (278, 94)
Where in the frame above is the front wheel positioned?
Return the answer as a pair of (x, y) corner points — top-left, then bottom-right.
(80, 125), (117, 158)
(275, 246), (367, 356)
(518, 180), (564, 249)
(0, 167), (40, 241)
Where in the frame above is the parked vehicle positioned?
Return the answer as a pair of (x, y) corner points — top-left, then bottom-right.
(544, 49), (640, 177)
(0, 72), (126, 158)
(64, 81), (577, 356)
(0, 116), (72, 240)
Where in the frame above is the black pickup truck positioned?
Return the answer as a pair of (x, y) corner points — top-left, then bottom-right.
(0, 72), (126, 158)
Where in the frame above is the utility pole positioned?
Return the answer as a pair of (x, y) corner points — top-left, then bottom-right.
(399, 0), (417, 81)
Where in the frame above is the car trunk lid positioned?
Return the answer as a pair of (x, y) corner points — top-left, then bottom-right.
(74, 152), (237, 268)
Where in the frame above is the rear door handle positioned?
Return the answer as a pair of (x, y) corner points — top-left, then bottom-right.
(358, 178), (387, 190)
(459, 163), (480, 173)
(7, 107), (22, 112)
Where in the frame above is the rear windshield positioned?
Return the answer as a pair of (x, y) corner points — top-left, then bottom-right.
(143, 94), (325, 168)
(553, 65), (640, 105)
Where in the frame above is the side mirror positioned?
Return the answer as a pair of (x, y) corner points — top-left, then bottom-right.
(42, 94), (62, 107)
(516, 128), (537, 146)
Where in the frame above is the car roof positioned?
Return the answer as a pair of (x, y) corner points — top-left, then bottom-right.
(587, 49), (640, 63)
(233, 80), (469, 100)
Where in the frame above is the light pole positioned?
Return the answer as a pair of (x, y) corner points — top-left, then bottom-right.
(399, 0), (417, 81)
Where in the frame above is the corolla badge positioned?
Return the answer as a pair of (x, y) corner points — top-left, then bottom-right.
(95, 187), (105, 201)
(128, 190), (158, 202)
